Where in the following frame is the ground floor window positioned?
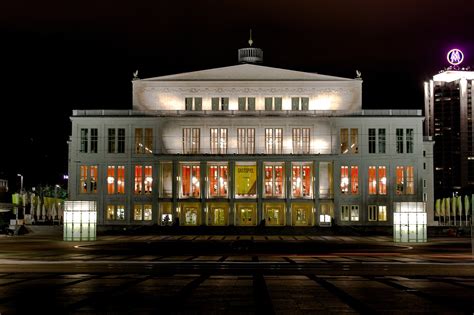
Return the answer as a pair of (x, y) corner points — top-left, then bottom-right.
(133, 204), (152, 221)
(291, 203), (312, 226)
(236, 202), (257, 226)
(263, 202), (285, 226)
(341, 205), (359, 222)
(368, 205), (387, 222)
(208, 202), (229, 226)
(179, 203), (201, 226)
(160, 202), (173, 226)
(106, 204), (125, 221)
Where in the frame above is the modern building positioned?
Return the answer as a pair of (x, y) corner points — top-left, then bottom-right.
(68, 43), (434, 228)
(424, 49), (474, 199)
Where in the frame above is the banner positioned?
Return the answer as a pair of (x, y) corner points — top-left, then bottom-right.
(235, 164), (257, 196)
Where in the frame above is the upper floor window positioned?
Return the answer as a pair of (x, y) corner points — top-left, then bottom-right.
(406, 128), (414, 153)
(80, 165), (98, 194)
(340, 128), (358, 154)
(180, 163), (200, 198)
(212, 97), (229, 111)
(292, 128), (311, 154)
(265, 128), (283, 154)
(80, 128), (98, 153)
(368, 166), (387, 195)
(134, 165), (153, 194)
(291, 97), (309, 110)
(134, 128), (153, 154)
(263, 163), (285, 198)
(378, 129), (386, 153)
(396, 166), (415, 195)
(396, 128), (404, 153)
(185, 97), (202, 111)
(208, 163), (228, 198)
(238, 97), (256, 111)
(368, 128), (386, 154)
(264, 97), (283, 111)
(292, 163), (312, 198)
(108, 128), (125, 154)
(210, 128), (228, 154)
(237, 128), (255, 154)
(183, 128), (200, 154)
(340, 166), (358, 194)
(107, 165), (125, 194)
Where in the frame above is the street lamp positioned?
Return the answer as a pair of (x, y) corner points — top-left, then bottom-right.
(17, 173), (23, 193)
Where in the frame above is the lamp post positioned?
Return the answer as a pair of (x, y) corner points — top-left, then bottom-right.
(17, 173), (23, 193)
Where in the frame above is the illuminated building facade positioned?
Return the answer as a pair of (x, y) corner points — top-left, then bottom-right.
(68, 45), (434, 228)
(424, 49), (474, 198)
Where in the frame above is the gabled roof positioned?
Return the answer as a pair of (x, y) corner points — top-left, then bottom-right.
(142, 64), (354, 82)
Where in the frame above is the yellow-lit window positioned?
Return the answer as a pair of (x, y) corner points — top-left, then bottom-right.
(378, 166), (387, 195)
(350, 129), (358, 154)
(340, 166), (349, 193)
(368, 166), (376, 195)
(396, 166), (404, 195)
(134, 204), (142, 220)
(341, 205), (350, 221)
(368, 205), (377, 221)
(351, 166), (359, 194)
(340, 129), (348, 154)
(144, 204), (152, 221)
(378, 206), (387, 221)
(350, 205), (359, 221)
(107, 205), (115, 220)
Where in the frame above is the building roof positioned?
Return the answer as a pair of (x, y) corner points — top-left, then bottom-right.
(142, 64), (355, 82)
(432, 70), (474, 83)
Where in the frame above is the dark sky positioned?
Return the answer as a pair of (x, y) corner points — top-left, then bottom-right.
(1, 0), (473, 191)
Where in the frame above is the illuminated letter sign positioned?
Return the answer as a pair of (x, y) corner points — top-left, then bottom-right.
(447, 49), (464, 66)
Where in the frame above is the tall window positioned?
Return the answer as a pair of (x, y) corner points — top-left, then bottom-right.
(368, 166), (377, 195)
(291, 97), (309, 110)
(237, 128), (255, 154)
(368, 128), (376, 153)
(378, 129), (386, 153)
(134, 204), (152, 221)
(265, 97), (282, 111)
(292, 163), (312, 198)
(134, 165), (153, 194)
(406, 129), (414, 153)
(368, 205), (387, 221)
(378, 166), (387, 195)
(406, 166), (414, 194)
(180, 163), (200, 198)
(368, 205), (377, 221)
(210, 128), (228, 154)
(208, 164), (228, 197)
(108, 128), (125, 153)
(238, 97), (256, 111)
(396, 166), (404, 194)
(351, 205), (359, 221)
(79, 165), (98, 194)
(134, 128), (153, 154)
(292, 128), (311, 154)
(396, 128), (404, 153)
(183, 128), (200, 154)
(185, 97), (202, 110)
(265, 128), (283, 154)
(378, 206), (387, 221)
(263, 163), (284, 198)
(107, 166), (125, 194)
(341, 205), (350, 221)
(80, 129), (88, 153)
(80, 128), (98, 153)
(106, 205), (125, 221)
(341, 166), (358, 194)
(212, 97), (229, 110)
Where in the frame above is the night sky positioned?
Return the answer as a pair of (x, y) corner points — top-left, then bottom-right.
(1, 0), (473, 191)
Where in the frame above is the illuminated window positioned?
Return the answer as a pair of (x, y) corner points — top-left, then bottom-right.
(368, 166), (377, 195)
(183, 128), (200, 154)
(263, 163), (285, 198)
(107, 128), (125, 153)
(208, 164), (228, 198)
(378, 166), (387, 195)
(368, 128), (376, 153)
(107, 166), (125, 194)
(107, 166), (115, 194)
(340, 166), (349, 194)
(117, 166), (125, 194)
(396, 128), (404, 153)
(237, 128), (255, 154)
(396, 166), (404, 194)
(134, 204), (152, 221)
(292, 128), (311, 154)
(368, 205), (377, 221)
(378, 205), (387, 221)
(265, 128), (282, 154)
(341, 205), (350, 221)
(350, 129), (358, 153)
(319, 162), (333, 198)
(107, 204), (125, 221)
(210, 128), (228, 154)
(135, 128), (153, 154)
(406, 166), (414, 194)
(134, 165), (153, 195)
(160, 162), (173, 198)
(235, 162), (257, 198)
(79, 166), (97, 194)
(351, 166), (359, 194)
(406, 129), (414, 153)
(180, 164), (200, 198)
(292, 163), (312, 198)
(185, 97), (202, 110)
(350, 205), (359, 221)
(238, 97), (256, 110)
(340, 128), (348, 154)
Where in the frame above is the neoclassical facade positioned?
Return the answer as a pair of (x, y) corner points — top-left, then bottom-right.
(68, 54), (434, 228)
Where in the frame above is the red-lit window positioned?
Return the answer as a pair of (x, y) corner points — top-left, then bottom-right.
(181, 164), (200, 198)
(134, 166), (143, 194)
(368, 166), (377, 195)
(340, 166), (349, 193)
(107, 166), (115, 194)
(208, 164), (228, 197)
(396, 166), (404, 195)
(117, 166), (125, 194)
(80, 166), (88, 193)
(378, 166), (387, 195)
(264, 163), (284, 197)
(406, 166), (414, 194)
(292, 163), (312, 197)
(350, 166), (359, 194)
(144, 166), (153, 194)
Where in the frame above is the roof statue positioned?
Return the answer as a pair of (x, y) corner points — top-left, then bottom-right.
(356, 70), (362, 79)
(133, 70), (139, 80)
(248, 29), (253, 47)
